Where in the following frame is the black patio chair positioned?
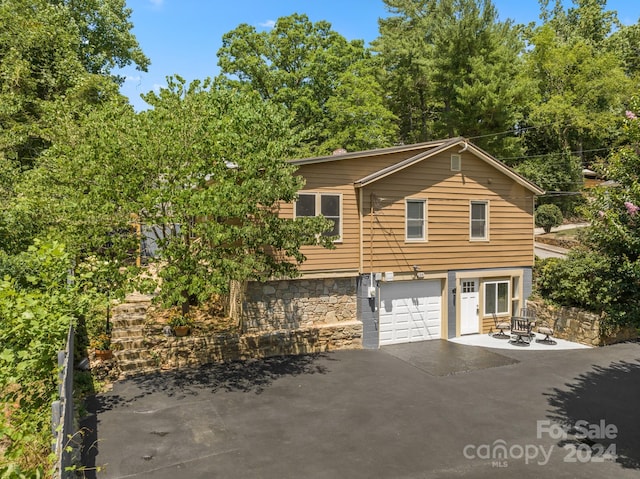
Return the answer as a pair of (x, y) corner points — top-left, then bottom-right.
(536, 320), (557, 345)
(509, 316), (532, 346)
(491, 313), (511, 339)
(519, 307), (537, 339)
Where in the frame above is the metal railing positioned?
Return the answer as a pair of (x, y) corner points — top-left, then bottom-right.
(52, 324), (75, 479)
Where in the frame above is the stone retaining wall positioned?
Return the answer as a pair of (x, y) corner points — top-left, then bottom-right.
(141, 321), (362, 372)
(242, 277), (357, 332)
(528, 300), (638, 346)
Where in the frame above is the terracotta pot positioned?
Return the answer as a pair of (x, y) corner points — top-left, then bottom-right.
(95, 349), (113, 360)
(173, 326), (190, 337)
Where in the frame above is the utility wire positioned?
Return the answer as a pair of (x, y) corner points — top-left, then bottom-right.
(463, 123), (617, 162)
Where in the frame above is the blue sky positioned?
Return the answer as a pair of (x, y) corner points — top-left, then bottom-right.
(119, 0), (640, 111)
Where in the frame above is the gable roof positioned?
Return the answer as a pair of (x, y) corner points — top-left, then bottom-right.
(288, 138), (451, 166)
(291, 137), (545, 195)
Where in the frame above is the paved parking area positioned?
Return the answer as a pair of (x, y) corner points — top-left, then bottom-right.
(84, 340), (640, 478)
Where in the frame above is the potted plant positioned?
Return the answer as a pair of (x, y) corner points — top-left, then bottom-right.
(169, 313), (192, 337)
(91, 332), (113, 360)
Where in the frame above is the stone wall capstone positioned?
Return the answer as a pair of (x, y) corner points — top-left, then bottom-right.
(242, 277), (358, 333)
(145, 322), (362, 371)
(528, 300), (638, 346)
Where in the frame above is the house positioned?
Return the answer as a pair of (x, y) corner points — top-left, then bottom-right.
(242, 137), (544, 349)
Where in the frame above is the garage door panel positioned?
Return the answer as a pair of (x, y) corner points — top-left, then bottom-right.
(379, 280), (442, 346)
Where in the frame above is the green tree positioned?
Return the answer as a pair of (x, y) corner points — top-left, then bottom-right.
(37, 77), (333, 315)
(374, 0), (527, 157)
(606, 22), (640, 78)
(0, 0), (148, 253)
(217, 14), (395, 155)
(535, 203), (563, 233)
(50, 0), (150, 77)
(536, 102), (640, 326)
(321, 59), (398, 153)
(515, 0), (632, 211)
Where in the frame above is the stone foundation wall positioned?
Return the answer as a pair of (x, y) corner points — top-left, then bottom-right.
(140, 321), (362, 372)
(528, 300), (638, 346)
(242, 277), (358, 333)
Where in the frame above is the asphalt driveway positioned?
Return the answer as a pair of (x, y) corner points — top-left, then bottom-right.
(83, 340), (640, 478)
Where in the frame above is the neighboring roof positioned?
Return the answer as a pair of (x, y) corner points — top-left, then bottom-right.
(288, 138), (452, 166)
(290, 137), (545, 195)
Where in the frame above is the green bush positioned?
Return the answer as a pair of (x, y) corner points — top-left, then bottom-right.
(0, 240), (103, 474)
(535, 203), (564, 233)
(535, 250), (640, 327)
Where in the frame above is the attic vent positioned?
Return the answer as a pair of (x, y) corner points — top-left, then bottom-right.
(333, 148), (347, 156)
(451, 154), (461, 171)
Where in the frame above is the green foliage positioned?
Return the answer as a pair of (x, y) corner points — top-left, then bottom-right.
(535, 98), (640, 328)
(49, 0), (150, 77)
(512, 0), (634, 214)
(535, 251), (640, 326)
(0, 240), (94, 473)
(137, 78), (335, 311)
(36, 77), (334, 314)
(168, 313), (193, 328)
(217, 14), (395, 155)
(0, 0), (147, 254)
(321, 59), (399, 153)
(374, 0), (527, 157)
(535, 204), (564, 233)
(520, 22), (631, 159)
(514, 152), (583, 193)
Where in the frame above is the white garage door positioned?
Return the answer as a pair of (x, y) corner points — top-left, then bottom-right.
(379, 280), (442, 345)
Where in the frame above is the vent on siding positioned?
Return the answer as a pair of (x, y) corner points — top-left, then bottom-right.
(451, 154), (461, 171)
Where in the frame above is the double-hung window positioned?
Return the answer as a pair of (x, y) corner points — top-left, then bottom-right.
(470, 201), (488, 240)
(406, 199), (426, 241)
(295, 192), (341, 239)
(484, 280), (510, 315)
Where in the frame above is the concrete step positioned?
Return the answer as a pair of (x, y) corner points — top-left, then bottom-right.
(111, 314), (147, 328)
(111, 326), (145, 339)
(112, 304), (150, 316)
(112, 337), (147, 350)
(114, 348), (151, 361)
(117, 357), (158, 372)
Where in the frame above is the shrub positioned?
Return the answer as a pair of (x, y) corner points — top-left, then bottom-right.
(535, 203), (563, 233)
(0, 240), (105, 474)
(535, 250), (640, 327)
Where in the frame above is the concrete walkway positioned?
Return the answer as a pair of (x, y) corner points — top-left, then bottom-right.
(84, 340), (640, 479)
(450, 332), (590, 350)
(534, 222), (589, 259)
(534, 241), (569, 259)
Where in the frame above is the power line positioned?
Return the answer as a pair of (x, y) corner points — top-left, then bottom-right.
(462, 123), (617, 162)
(498, 147), (613, 162)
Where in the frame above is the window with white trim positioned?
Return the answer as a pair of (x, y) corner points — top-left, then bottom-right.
(406, 199), (426, 241)
(470, 201), (488, 240)
(295, 193), (341, 239)
(484, 280), (510, 315)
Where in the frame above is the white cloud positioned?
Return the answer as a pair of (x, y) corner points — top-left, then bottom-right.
(259, 19), (276, 28)
(152, 83), (164, 92)
(149, 0), (163, 8)
(125, 75), (141, 83)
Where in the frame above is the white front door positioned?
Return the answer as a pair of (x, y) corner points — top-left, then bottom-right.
(460, 279), (479, 335)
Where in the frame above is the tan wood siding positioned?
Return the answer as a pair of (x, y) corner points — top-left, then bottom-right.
(283, 153), (422, 273)
(362, 150), (535, 273)
(280, 146), (537, 275)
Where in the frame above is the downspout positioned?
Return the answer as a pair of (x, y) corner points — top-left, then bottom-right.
(370, 192), (374, 281)
(359, 188), (364, 274)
